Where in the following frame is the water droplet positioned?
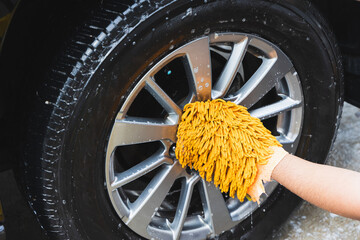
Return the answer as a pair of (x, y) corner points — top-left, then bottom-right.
(306, 37), (310, 41)
(200, 78), (204, 82)
(204, 28), (210, 35)
(205, 82), (209, 88)
(62, 200), (66, 205)
(186, 8), (192, 16)
(132, 41), (136, 45)
(198, 86), (203, 90)
(242, 18), (246, 22)
(169, 45), (174, 50)
(194, 67), (199, 73)
(191, 29), (195, 34)
(250, 213), (253, 229)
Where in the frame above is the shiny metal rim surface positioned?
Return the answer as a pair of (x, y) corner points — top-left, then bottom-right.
(105, 33), (304, 240)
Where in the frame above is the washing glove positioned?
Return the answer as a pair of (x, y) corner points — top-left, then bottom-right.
(175, 99), (287, 203)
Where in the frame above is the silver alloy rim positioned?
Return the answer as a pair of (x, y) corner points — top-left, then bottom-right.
(105, 33), (303, 240)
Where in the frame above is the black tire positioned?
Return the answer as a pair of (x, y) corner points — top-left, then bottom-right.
(23, 0), (343, 239)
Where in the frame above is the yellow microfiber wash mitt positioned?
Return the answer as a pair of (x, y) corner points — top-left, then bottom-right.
(175, 99), (284, 203)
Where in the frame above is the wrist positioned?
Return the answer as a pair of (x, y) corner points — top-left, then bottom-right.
(247, 146), (288, 203)
(269, 146), (289, 181)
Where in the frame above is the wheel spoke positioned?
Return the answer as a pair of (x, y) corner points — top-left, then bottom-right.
(125, 162), (184, 237)
(110, 151), (173, 190)
(199, 180), (233, 234)
(183, 37), (212, 101)
(145, 77), (182, 123)
(249, 95), (301, 120)
(170, 175), (200, 240)
(277, 132), (296, 152)
(212, 36), (249, 99)
(107, 117), (177, 155)
(233, 51), (293, 108)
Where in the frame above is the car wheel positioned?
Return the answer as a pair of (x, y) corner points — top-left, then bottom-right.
(23, 0), (343, 239)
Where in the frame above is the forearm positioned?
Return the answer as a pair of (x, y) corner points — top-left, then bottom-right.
(272, 154), (360, 220)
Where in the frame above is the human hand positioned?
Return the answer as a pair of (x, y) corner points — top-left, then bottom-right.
(247, 146), (288, 204)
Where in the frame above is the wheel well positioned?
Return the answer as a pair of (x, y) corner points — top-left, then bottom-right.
(312, 0), (360, 107)
(0, 0), (100, 170)
(312, 0), (360, 54)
